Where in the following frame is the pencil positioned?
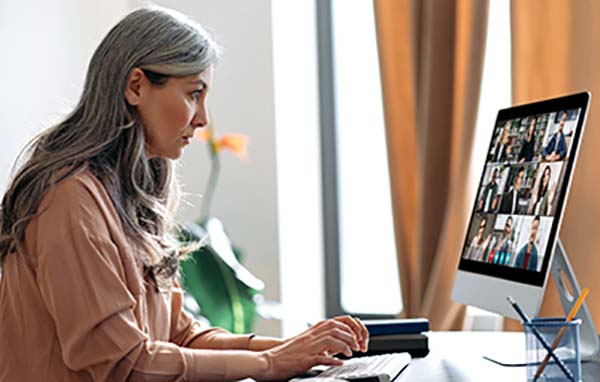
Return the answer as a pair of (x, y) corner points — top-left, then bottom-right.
(534, 288), (589, 380)
(506, 296), (574, 381)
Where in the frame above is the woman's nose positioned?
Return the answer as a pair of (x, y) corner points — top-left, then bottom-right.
(193, 106), (209, 129)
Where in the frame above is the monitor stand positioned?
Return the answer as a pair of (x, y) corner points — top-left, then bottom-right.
(551, 239), (599, 361)
(484, 238), (599, 366)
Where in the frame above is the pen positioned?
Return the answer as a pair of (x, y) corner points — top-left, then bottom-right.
(506, 296), (574, 382)
(534, 288), (589, 380)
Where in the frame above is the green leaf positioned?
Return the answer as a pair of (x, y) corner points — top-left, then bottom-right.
(178, 224), (261, 333)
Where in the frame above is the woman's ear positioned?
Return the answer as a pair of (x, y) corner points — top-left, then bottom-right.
(124, 68), (147, 106)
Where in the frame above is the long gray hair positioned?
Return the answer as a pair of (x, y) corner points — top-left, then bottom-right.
(0, 6), (219, 287)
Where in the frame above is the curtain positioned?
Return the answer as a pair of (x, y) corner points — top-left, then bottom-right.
(373, 0), (489, 330)
(506, 0), (600, 330)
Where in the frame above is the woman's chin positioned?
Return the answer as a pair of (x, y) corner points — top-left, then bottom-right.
(145, 144), (185, 160)
(166, 150), (184, 160)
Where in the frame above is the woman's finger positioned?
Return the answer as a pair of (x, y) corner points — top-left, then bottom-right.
(334, 316), (369, 352)
(356, 319), (370, 351)
(313, 354), (344, 367)
(311, 319), (355, 339)
(314, 319), (361, 351)
(334, 316), (363, 339)
(315, 334), (354, 357)
(328, 327), (360, 351)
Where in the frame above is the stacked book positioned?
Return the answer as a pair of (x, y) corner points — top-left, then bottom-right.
(357, 318), (430, 358)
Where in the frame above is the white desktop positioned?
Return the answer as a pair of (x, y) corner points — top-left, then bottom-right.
(451, 91), (600, 360)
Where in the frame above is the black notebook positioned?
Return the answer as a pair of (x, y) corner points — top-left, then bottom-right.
(342, 333), (429, 359)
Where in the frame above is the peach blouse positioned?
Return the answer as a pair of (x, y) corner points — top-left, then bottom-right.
(0, 171), (259, 381)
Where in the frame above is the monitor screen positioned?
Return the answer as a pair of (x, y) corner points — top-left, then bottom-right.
(457, 92), (589, 287)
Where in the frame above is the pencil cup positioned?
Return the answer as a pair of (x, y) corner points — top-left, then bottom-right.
(524, 317), (581, 382)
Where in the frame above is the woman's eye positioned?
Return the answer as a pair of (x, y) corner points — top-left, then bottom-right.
(190, 89), (203, 101)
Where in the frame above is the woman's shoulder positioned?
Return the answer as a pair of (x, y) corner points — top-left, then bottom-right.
(50, 167), (103, 193)
(36, 167), (116, 226)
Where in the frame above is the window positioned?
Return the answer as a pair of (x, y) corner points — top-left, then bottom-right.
(272, 0), (324, 337)
(319, 0), (402, 317)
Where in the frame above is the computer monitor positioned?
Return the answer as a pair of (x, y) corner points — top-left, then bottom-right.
(452, 92), (590, 321)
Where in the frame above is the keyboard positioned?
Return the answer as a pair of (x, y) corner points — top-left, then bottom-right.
(300, 352), (411, 382)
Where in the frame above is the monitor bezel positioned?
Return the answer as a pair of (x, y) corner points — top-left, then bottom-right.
(457, 91), (590, 287)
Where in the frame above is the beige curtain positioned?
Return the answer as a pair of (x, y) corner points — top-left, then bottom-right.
(506, 0), (600, 330)
(373, 0), (489, 330)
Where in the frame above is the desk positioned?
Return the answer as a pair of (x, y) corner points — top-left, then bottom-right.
(397, 331), (600, 381)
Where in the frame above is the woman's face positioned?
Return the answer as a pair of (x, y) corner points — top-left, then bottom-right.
(127, 66), (213, 159)
(478, 220), (486, 236)
(501, 123), (510, 142)
(542, 167), (551, 187)
(528, 119), (535, 138)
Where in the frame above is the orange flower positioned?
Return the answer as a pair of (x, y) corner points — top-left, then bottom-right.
(194, 128), (211, 142)
(194, 128), (249, 159)
(219, 134), (249, 159)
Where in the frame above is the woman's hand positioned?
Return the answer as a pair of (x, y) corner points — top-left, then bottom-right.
(257, 316), (369, 381)
(330, 315), (369, 352)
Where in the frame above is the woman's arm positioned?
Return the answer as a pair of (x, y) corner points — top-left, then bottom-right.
(31, 176), (269, 381)
(34, 175), (367, 381)
(169, 283), (284, 351)
(249, 336), (285, 351)
(170, 289), (362, 354)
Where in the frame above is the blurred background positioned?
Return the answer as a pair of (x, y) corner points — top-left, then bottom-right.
(2, 0), (600, 338)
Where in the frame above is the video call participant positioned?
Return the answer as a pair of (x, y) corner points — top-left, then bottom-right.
(518, 117), (536, 163)
(529, 165), (553, 216)
(498, 167), (526, 214)
(489, 121), (512, 162)
(478, 168), (499, 213)
(514, 216), (541, 271)
(542, 111), (568, 161)
(486, 216), (514, 266)
(465, 217), (491, 261)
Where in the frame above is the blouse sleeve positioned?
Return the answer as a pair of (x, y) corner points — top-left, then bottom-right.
(31, 177), (266, 381)
(169, 282), (255, 350)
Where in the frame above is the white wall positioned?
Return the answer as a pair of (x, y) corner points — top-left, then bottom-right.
(0, 0), (128, 186)
(1, 0), (282, 336)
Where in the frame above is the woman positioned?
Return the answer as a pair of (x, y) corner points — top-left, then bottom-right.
(465, 218), (491, 261)
(530, 165), (552, 216)
(489, 121), (512, 163)
(0, 7), (368, 381)
(518, 117), (536, 163)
